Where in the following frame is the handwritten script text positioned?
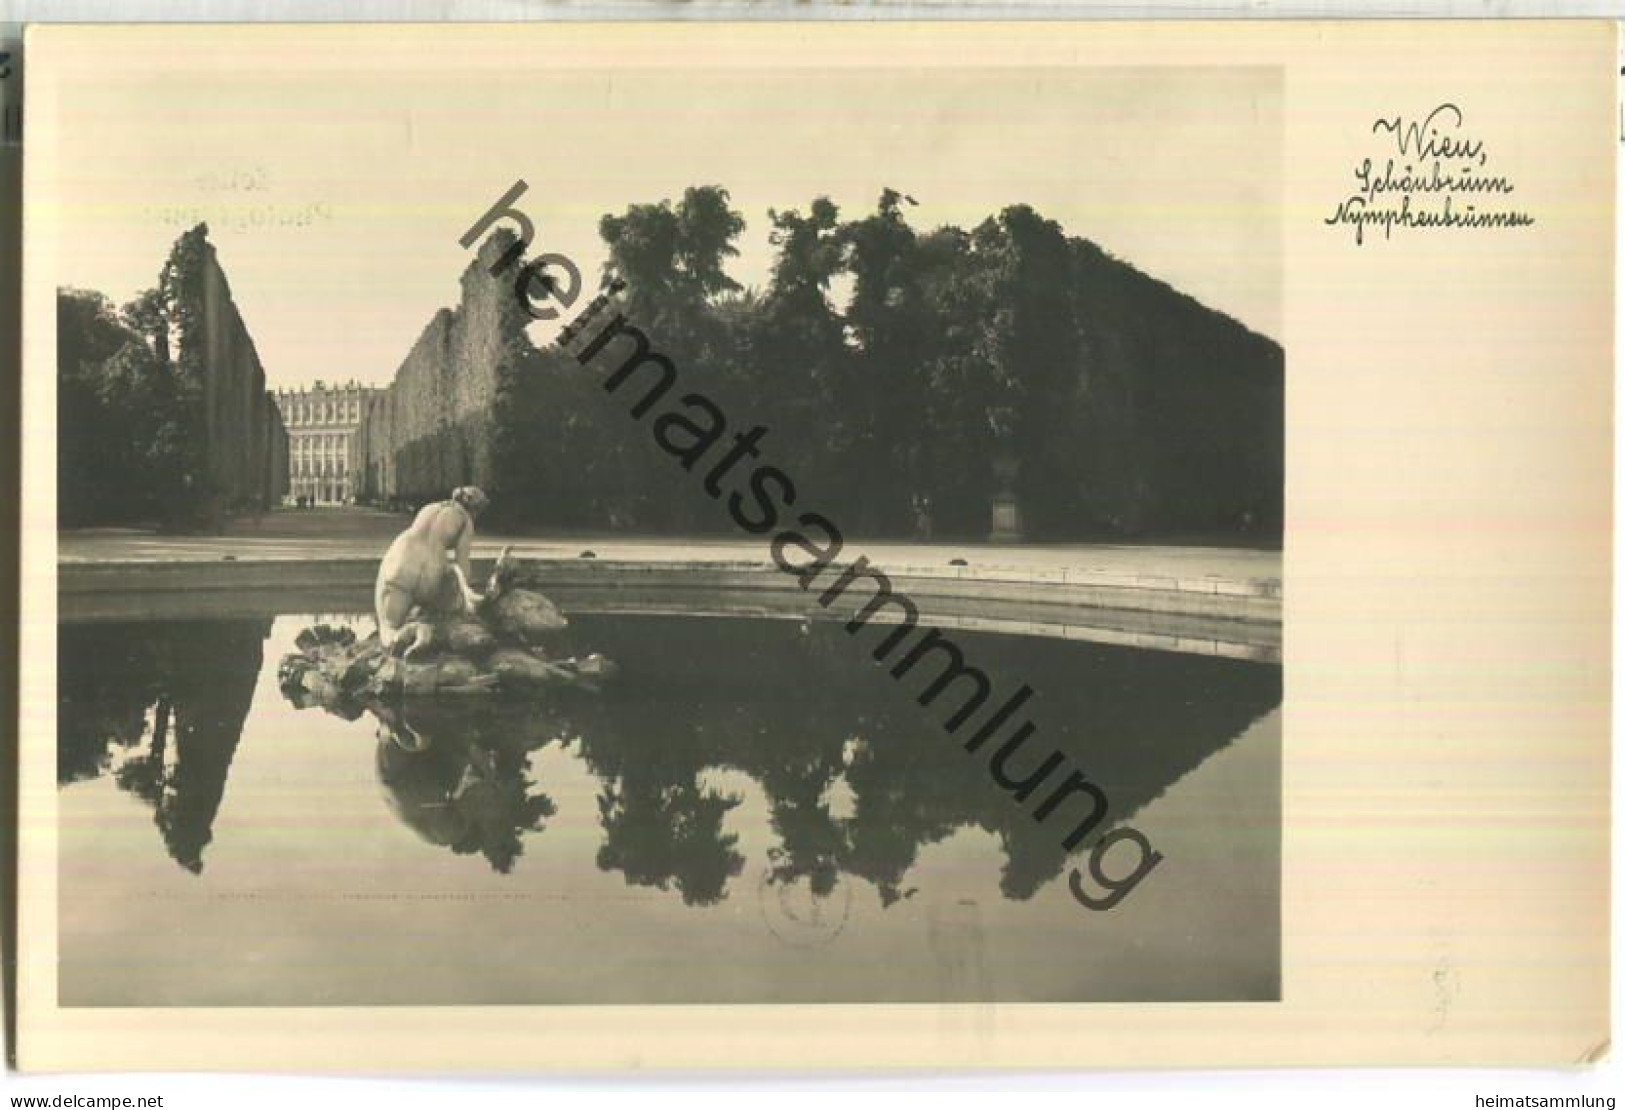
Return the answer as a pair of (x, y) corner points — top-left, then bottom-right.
(1324, 104), (1534, 246)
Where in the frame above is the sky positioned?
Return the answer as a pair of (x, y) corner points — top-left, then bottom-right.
(45, 38), (1280, 391)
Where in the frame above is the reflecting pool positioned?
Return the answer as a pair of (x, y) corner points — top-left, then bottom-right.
(58, 609), (1281, 1005)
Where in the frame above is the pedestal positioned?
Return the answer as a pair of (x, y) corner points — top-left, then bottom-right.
(988, 493), (1025, 543)
(987, 449), (1025, 543)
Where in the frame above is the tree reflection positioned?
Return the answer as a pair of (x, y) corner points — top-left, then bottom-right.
(595, 777), (744, 906)
(568, 616), (1282, 909)
(569, 692), (746, 906)
(62, 613), (1281, 903)
(57, 620), (269, 872)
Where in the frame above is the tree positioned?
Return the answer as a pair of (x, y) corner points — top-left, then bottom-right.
(121, 286), (172, 366)
(410, 186), (1281, 542)
(963, 206), (1084, 537)
(737, 197), (851, 506)
(592, 186), (748, 532)
(834, 189), (942, 533)
(58, 289), (135, 525)
(57, 275), (212, 528)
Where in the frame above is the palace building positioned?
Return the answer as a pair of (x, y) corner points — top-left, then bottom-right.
(275, 380), (380, 505)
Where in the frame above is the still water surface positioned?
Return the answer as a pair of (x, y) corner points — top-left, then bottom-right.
(58, 609), (1281, 1005)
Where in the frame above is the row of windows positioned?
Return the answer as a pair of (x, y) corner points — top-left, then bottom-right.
(293, 458), (350, 477)
(294, 434), (350, 455)
(281, 396), (368, 426)
(289, 479), (353, 503)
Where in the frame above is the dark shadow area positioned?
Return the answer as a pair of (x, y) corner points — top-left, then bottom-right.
(369, 700), (564, 875)
(57, 620), (269, 873)
(565, 615), (1281, 908)
(61, 613), (1279, 913)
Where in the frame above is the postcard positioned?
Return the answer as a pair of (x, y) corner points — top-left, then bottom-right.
(13, 20), (1612, 1070)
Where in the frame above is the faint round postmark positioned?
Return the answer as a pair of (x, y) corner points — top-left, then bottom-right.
(757, 865), (852, 948)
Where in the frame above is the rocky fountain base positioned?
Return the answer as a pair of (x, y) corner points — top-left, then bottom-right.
(278, 547), (615, 706)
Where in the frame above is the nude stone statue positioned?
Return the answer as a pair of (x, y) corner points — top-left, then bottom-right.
(375, 486), (490, 653)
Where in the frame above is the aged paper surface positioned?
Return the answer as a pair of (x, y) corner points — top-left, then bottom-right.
(15, 20), (1612, 1069)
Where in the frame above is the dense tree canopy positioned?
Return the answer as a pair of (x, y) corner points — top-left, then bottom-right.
(62, 195), (1280, 541)
(60, 224), (286, 530)
(484, 187), (1282, 541)
(57, 288), (201, 528)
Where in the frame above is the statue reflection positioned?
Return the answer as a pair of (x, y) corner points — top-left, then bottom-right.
(285, 633), (749, 894)
(280, 642), (576, 875)
(370, 701), (559, 874)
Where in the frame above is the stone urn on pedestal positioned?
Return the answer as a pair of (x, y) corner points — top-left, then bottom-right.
(986, 413), (1025, 544)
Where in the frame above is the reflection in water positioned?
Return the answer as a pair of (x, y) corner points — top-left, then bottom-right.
(59, 620), (270, 872)
(58, 611), (1283, 1004)
(572, 616), (1283, 910)
(61, 614), (1280, 910)
(371, 702), (561, 875)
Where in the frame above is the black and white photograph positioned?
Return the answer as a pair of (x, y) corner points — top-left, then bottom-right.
(45, 43), (1283, 1007)
(13, 18), (1611, 1081)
